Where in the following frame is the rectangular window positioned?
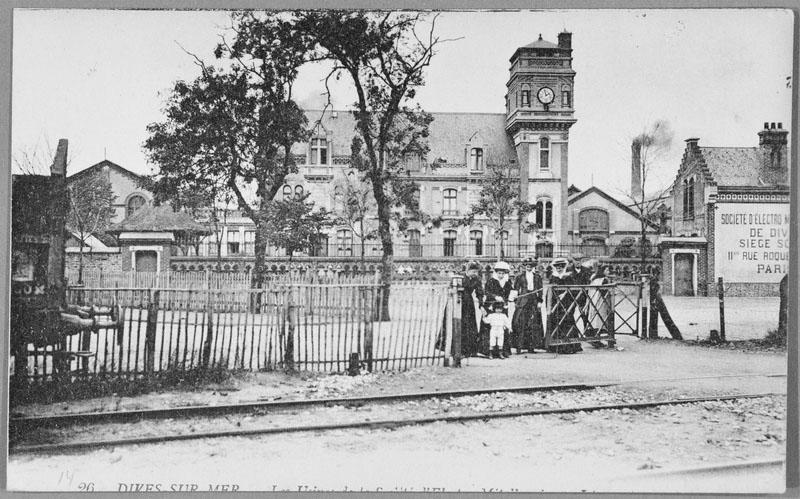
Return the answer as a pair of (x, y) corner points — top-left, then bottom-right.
(470, 148), (484, 172)
(442, 189), (458, 216)
(227, 230), (241, 255)
(311, 138), (328, 165)
(244, 230), (255, 255)
(539, 137), (550, 170)
(443, 231), (457, 257)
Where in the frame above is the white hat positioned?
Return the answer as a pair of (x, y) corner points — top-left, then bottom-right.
(493, 261), (511, 271)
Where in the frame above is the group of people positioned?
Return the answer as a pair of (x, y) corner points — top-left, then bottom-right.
(458, 256), (614, 359)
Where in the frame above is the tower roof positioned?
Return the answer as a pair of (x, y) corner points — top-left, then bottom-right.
(522, 34), (559, 50)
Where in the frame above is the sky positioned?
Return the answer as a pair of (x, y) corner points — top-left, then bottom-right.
(11, 8), (795, 196)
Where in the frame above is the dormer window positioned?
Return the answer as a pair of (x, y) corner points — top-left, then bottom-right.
(470, 148), (484, 172)
(561, 85), (571, 107)
(311, 138), (328, 165)
(282, 185), (293, 201)
(294, 185), (304, 200)
(520, 84), (531, 107)
(539, 137), (550, 170)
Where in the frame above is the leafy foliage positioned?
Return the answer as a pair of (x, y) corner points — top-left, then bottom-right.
(458, 164), (534, 245)
(259, 193), (334, 257)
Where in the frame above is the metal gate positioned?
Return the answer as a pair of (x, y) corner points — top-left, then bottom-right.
(544, 281), (643, 348)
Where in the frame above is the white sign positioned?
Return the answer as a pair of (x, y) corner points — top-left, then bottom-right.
(714, 202), (790, 282)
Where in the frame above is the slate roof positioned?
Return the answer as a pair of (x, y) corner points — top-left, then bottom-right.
(699, 147), (762, 186)
(108, 205), (210, 234)
(523, 35), (560, 50)
(568, 186), (658, 230)
(299, 109), (516, 166)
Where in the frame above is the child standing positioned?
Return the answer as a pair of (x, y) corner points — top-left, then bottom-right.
(483, 300), (511, 359)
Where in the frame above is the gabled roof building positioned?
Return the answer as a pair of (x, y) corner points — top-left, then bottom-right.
(661, 122), (790, 296)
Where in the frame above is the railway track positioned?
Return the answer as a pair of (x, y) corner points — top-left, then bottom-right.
(10, 372), (785, 430)
(9, 373), (786, 454)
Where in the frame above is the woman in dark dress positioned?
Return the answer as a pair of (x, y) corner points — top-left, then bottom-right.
(461, 261), (484, 357)
(546, 257), (583, 354)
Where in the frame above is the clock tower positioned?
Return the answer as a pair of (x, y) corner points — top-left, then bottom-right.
(505, 31), (576, 253)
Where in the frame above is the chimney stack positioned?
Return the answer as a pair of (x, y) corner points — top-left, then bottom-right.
(631, 141), (642, 199)
(558, 31), (572, 50)
(757, 121), (789, 184)
(50, 139), (68, 177)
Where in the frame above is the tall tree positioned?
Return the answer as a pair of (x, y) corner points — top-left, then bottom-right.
(627, 120), (674, 268)
(458, 164), (534, 260)
(143, 13), (313, 287)
(332, 172), (377, 262)
(66, 173), (116, 284)
(297, 11), (445, 314)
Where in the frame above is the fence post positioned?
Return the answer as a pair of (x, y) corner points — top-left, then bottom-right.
(145, 289), (160, 375)
(717, 277), (726, 342)
(284, 288), (295, 371)
(201, 290), (214, 368)
(363, 288), (374, 372)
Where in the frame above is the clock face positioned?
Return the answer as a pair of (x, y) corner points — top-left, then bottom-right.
(537, 86), (555, 104)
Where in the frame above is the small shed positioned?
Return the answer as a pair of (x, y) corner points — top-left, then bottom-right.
(108, 205), (210, 272)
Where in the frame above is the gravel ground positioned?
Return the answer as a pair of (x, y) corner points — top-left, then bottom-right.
(8, 393), (786, 493)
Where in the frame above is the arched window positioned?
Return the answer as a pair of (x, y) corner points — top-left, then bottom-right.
(535, 200), (544, 228)
(561, 85), (571, 107)
(545, 201), (553, 229)
(311, 138), (328, 165)
(470, 148), (484, 172)
(442, 188), (458, 216)
(469, 230), (483, 256)
(520, 84), (531, 107)
(126, 194), (146, 218)
(294, 185), (304, 199)
(443, 230), (457, 257)
(282, 185), (293, 201)
(336, 229), (353, 256)
(539, 137), (550, 170)
(408, 229), (422, 257)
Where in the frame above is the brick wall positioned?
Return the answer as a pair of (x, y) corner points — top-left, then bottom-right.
(65, 252), (122, 283)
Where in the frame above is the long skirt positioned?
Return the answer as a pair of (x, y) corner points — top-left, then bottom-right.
(511, 296), (545, 351)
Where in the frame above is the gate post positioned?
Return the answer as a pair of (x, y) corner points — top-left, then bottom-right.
(145, 289), (160, 375)
(447, 276), (462, 368)
(639, 275), (649, 339)
(607, 285), (616, 349)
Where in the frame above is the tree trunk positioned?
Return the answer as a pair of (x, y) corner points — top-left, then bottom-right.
(78, 238), (85, 285)
(360, 219), (366, 263)
(373, 179), (393, 320)
(252, 222), (269, 289)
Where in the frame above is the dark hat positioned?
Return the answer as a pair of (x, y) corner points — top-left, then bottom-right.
(467, 261), (481, 271)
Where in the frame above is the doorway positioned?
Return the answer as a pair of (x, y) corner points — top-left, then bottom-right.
(673, 253), (695, 296)
(135, 250), (158, 272)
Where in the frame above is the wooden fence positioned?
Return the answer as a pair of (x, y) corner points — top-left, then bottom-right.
(12, 282), (451, 384)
